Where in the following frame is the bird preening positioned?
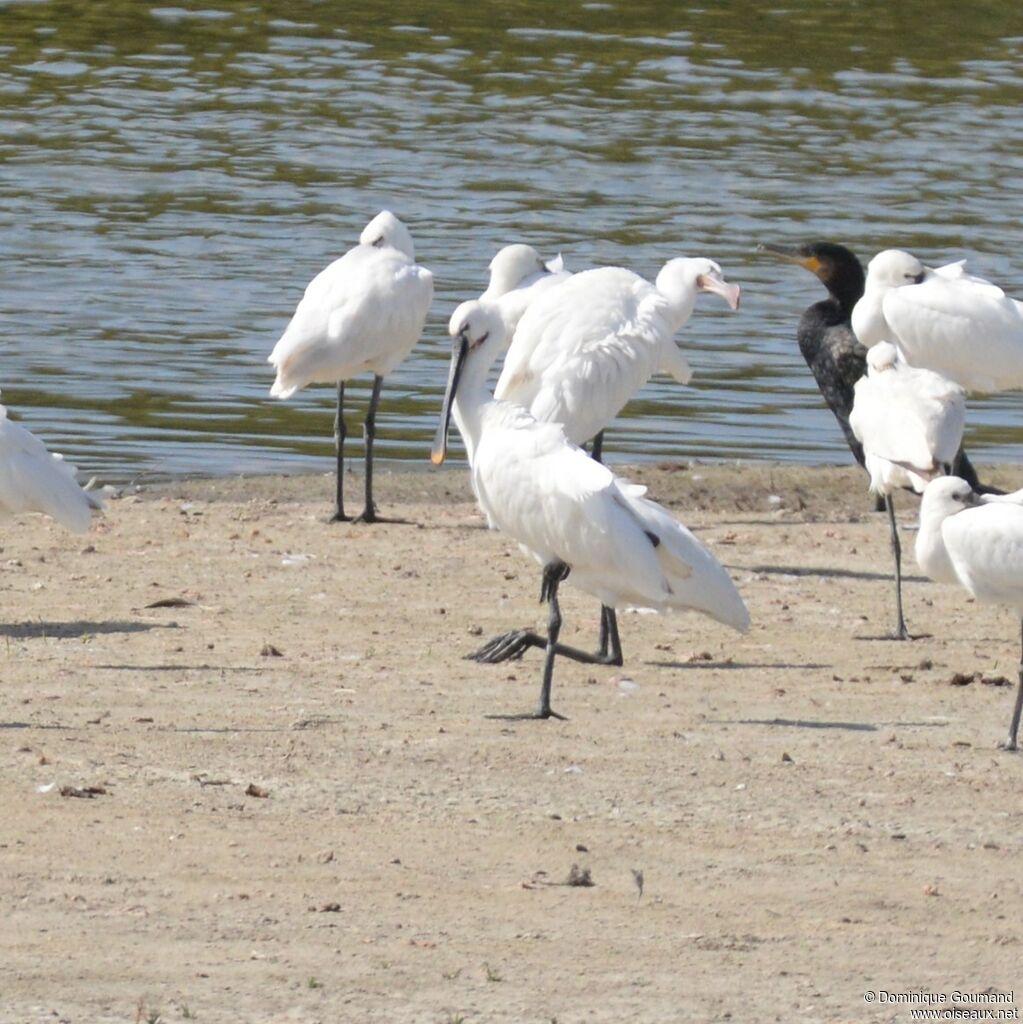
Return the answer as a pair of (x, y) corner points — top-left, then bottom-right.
(432, 298), (749, 719)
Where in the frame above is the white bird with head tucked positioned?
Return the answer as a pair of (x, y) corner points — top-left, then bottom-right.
(268, 210), (434, 523)
(480, 243), (568, 306)
(431, 300), (749, 720)
(0, 402), (102, 533)
(915, 476), (1023, 751)
(851, 249), (1023, 393)
(849, 341), (966, 639)
(468, 243), (572, 355)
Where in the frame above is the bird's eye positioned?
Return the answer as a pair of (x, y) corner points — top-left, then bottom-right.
(472, 331), (490, 349)
(905, 271), (924, 283)
(371, 236), (385, 247)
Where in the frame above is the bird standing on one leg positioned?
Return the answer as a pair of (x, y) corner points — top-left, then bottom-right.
(268, 210), (433, 523)
(432, 300), (749, 720)
(468, 257), (740, 666)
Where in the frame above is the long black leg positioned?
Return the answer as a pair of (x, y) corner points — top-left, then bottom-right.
(886, 491), (910, 640)
(487, 561), (571, 720)
(474, 431), (622, 665)
(598, 605), (623, 665)
(535, 561), (570, 719)
(1001, 621), (1023, 752)
(471, 605), (624, 666)
(354, 375), (383, 524)
(953, 447), (1004, 496)
(330, 381), (351, 523)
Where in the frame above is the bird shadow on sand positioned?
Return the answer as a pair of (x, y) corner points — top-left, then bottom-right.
(711, 717), (951, 732)
(0, 719), (293, 733)
(88, 662), (266, 672)
(0, 720), (73, 731)
(649, 660), (830, 671)
(710, 716), (878, 732)
(736, 562), (927, 584)
(0, 620), (175, 640)
(855, 631), (933, 642)
(415, 519), (489, 533)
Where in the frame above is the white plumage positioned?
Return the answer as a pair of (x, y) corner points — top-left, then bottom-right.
(0, 403), (102, 534)
(915, 476), (1023, 750)
(848, 341), (966, 639)
(480, 243), (568, 307)
(470, 403), (749, 622)
(851, 249), (1023, 392)
(269, 211), (433, 397)
(850, 342), (966, 496)
(495, 258), (740, 448)
(468, 243), (572, 359)
(465, 255), (738, 667)
(432, 300), (749, 719)
(267, 210), (434, 521)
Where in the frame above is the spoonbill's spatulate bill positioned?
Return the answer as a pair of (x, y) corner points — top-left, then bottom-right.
(432, 300), (749, 721)
(915, 476), (1023, 751)
(849, 342), (966, 639)
(759, 241), (985, 495)
(0, 403), (102, 533)
(268, 210), (434, 523)
(852, 249), (1023, 394)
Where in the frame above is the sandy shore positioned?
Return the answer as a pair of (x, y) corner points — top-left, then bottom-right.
(1, 461), (1021, 1023)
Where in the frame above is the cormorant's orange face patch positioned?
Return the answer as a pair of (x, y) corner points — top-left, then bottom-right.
(801, 255), (823, 274)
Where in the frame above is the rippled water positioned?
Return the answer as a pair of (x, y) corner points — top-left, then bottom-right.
(2, 0), (1023, 481)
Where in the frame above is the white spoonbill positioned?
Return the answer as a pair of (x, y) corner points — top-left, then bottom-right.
(466, 243), (572, 363)
(431, 300), (749, 720)
(268, 210), (434, 522)
(468, 256), (739, 666)
(495, 257), (740, 458)
(0, 402), (102, 533)
(849, 342), (966, 639)
(480, 243), (568, 306)
(915, 476), (1023, 750)
(851, 249), (1023, 392)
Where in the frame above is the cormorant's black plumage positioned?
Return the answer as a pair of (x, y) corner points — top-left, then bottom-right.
(792, 243), (869, 469)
